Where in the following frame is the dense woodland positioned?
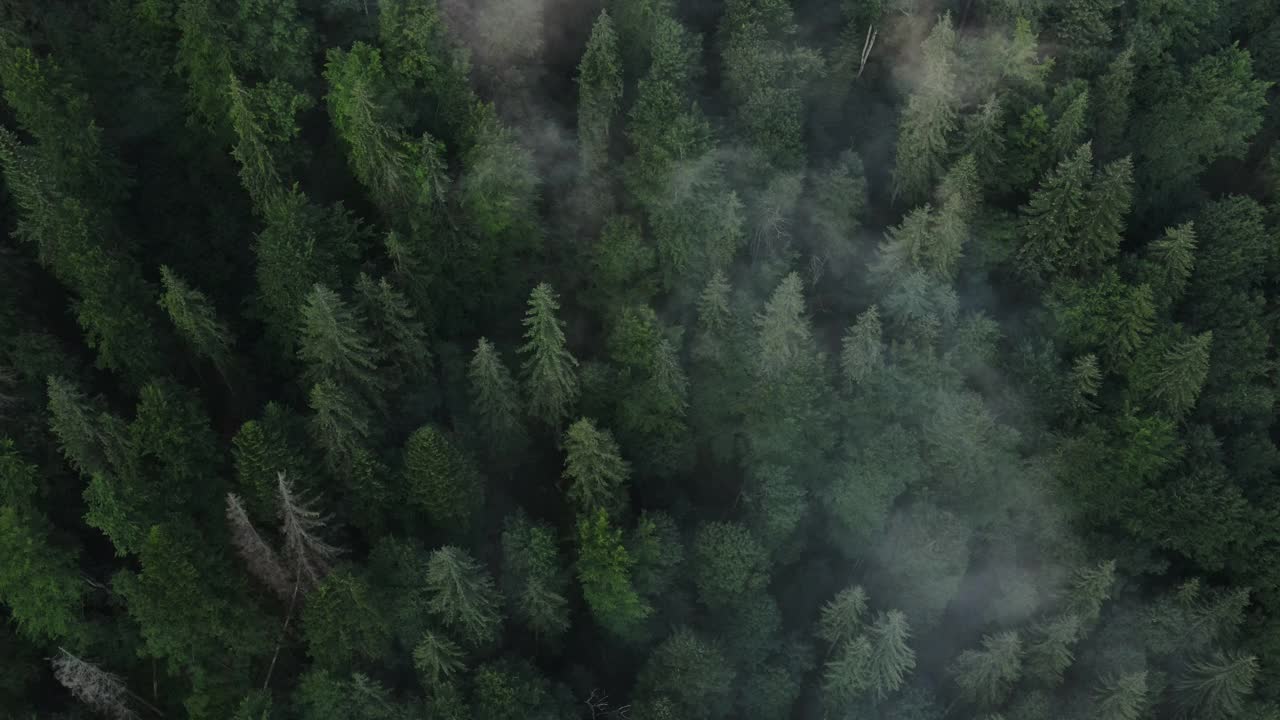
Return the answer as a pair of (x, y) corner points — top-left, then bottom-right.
(2, 0), (1280, 718)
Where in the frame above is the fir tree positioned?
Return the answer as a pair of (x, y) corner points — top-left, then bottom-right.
(866, 610), (916, 702)
(576, 509), (651, 636)
(298, 284), (382, 401)
(817, 585), (869, 647)
(403, 425), (485, 530)
(1174, 651), (1258, 720)
(893, 13), (958, 204)
(425, 546), (503, 647)
(413, 630), (466, 687)
(518, 283), (579, 430)
(159, 265), (234, 377)
(578, 10), (624, 182)
(468, 338), (527, 459)
(1093, 671), (1149, 720)
(691, 521), (770, 609)
(562, 418), (630, 516)
(950, 631), (1023, 707)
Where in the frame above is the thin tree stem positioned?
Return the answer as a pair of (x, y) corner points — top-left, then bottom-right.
(262, 576), (302, 690)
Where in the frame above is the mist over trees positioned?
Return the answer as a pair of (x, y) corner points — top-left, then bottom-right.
(2, 0), (1280, 719)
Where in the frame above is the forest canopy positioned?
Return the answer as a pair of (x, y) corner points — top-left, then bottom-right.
(2, 0), (1280, 719)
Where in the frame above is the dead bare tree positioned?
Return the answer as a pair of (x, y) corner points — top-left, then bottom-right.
(51, 648), (164, 720)
(223, 472), (341, 689)
(857, 24), (878, 79)
(225, 493), (291, 599)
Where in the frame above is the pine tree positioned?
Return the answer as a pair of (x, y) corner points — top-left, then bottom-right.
(562, 418), (630, 516)
(576, 509), (651, 636)
(1093, 47), (1134, 160)
(298, 284), (382, 401)
(1150, 331), (1213, 416)
(816, 585), (869, 647)
(518, 283), (579, 430)
(468, 338), (527, 459)
(1018, 143), (1092, 279)
(324, 43), (448, 226)
(1174, 650), (1258, 720)
(159, 265), (234, 377)
(691, 521), (770, 609)
(629, 510), (685, 598)
(624, 14), (712, 207)
(353, 273), (431, 383)
(1142, 222), (1197, 305)
(578, 10), (623, 182)
(413, 630), (465, 686)
(950, 631), (1023, 707)
(841, 307), (884, 388)
(754, 273), (815, 378)
(307, 378), (371, 474)
(636, 627), (736, 720)
(425, 546), (502, 647)
(1070, 354), (1102, 412)
(1077, 155), (1133, 270)
(403, 425), (485, 530)
(866, 610), (916, 701)
(823, 635), (873, 709)
(1093, 671), (1149, 720)
(742, 464), (808, 554)
(1024, 613), (1081, 685)
(501, 513), (571, 639)
(1065, 559), (1116, 626)
(893, 13), (958, 204)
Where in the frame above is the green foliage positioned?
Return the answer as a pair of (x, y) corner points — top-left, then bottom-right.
(413, 630), (465, 687)
(1, 5), (1278, 719)
(425, 546), (503, 647)
(303, 566), (393, 669)
(1093, 671), (1149, 720)
(636, 627), (736, 720)
(578, 11), (624, 180)
(951, 631), (1024, 707)
(893, 13), (958, 204)
(562, 418), (629, 516)
(1174, 651), (1258, 720)
(0, 442), (84, 643)
(159, 265), (234, 375)
(576, 509), (651, 636)
(691, 521), (769, 609)
(467, 338), (526, 459)
(404, 425), (485, 530)
(519, 283), (579, 430)
(501, 513), (570, 639)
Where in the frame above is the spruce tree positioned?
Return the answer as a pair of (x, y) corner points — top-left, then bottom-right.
(403, 426), (485, 530)
(892, 13), (958, 204)
(298, 284), (382, 401)
(518, 283), (579, 430)
(1093, 671), (1149, 720)
(159, 265), (234, 377)
(425, 546), (503, 647)
(562, 418), (630, 517)
(576, 509), (651, 636)
(950, 631), (1023, 707)
(467, 338), (527, 459)
(1174, 651), (1258, 720)
(578, 10), (623, 182)
(866, 610), (916, 702)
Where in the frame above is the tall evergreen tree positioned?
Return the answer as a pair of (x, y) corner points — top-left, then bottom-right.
(893, 13), (958, 204)
(518, 283), (579, 430)
(578, 10), (624, 183)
